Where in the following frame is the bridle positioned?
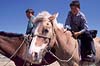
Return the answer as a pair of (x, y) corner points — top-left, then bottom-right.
(34, 34), (52, 52)
(33, 26), (54, 52)
(34, 19), (77, 63)
(31, 19), (56, 59)
(34, 34), (51, 40)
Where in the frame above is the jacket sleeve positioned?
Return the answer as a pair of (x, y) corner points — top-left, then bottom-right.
(64, 11), (71, 29)
(79, 14), (88, 33)
(26, 22), (33, 34)
(26, 16), (35, 34)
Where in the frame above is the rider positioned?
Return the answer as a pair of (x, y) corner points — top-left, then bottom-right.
(25, 8), (37, 35)
(64, 1), (96, 61)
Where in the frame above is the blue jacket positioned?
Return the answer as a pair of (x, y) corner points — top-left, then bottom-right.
(26, 16), (35, 34)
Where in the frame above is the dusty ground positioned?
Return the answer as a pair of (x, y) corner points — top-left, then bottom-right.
(0, 54), (95, 66)
(0, 54), (15, 66)
(0, 54), (60, 66)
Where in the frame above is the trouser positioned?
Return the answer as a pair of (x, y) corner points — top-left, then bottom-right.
(78, 31), (96, 58)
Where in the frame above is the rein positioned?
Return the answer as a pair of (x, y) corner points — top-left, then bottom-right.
(3, 36), (28, 66)
(48, 40), (77, 63)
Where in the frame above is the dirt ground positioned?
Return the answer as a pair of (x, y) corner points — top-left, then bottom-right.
(0, 54), (60, 66)
(0, 54), (15, 66)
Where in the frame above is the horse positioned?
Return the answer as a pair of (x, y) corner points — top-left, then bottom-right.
(28, 11), (58, 64)
(0, 31), (57, 66)
(28, 11), (100, 66)
(28, 11), (79, 66)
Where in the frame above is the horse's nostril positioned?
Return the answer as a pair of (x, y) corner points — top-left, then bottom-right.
(34, 52), (38, 58)
(32, 52), (38, 57)
(35, 52), (37, 55)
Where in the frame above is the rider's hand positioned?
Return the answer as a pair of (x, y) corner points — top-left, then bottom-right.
(63, 26), (67, 33)
(63, 25), (66, 32)
(74, 32), (81, 38)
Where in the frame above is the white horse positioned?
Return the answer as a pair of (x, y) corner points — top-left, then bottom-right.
(28, 11), (100, 66)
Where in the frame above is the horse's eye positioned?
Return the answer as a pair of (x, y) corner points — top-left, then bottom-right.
(44, 29), (49, 33)
(47, 23), (49, 25)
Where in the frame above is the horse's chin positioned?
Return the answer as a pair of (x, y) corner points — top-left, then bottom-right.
(31, 56), (42, 64)
(23, 54), (42, 64)
(26, 58), (42, 64)
(32, 59), (42, 64)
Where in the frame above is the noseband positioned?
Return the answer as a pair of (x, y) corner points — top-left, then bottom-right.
(33, 33), (52, 51)
(34, 34), (51, 39)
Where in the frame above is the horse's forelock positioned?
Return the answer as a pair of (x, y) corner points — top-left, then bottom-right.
(33, 11), (52, 23)
(35, 11), (64, 30)
(36, 11), (51, 19)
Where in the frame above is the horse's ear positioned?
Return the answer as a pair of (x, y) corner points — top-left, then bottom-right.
(53, 12), (59, 18)
(49, 12), (59, 21)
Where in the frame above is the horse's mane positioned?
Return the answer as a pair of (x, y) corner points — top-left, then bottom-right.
(33, 11), (52, 23)
(36, 11), (52, 18)
(0, 31), (23, 37)
(35, 11), (64, 29)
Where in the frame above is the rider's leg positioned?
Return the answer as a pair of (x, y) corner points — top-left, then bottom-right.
(78, 31), (96, 62)
(84, 31), (96, 56)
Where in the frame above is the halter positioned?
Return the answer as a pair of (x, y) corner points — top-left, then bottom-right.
(34, 34), (51, 39)
(33, 33), (52, 52)
(33, 26), (54, 49)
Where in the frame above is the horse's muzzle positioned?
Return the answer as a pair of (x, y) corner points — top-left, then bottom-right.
(30, 52), (42, 64)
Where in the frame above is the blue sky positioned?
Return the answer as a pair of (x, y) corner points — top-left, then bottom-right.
(0, 0), (100, 37)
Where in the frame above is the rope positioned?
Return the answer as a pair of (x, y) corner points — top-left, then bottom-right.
(23, 37), (30, 66)
(49, 40), (77, 63)
(3, 38), (26, 66)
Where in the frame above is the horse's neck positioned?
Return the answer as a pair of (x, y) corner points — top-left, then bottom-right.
(54, 28), (82, 64)
(0, 35), (25, 56)
(52, 21), (75, 48)
(94, 37), (100, 44)
(54, 27), (76, 52)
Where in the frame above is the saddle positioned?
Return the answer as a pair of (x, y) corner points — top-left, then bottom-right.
(89, 30), (97, 38)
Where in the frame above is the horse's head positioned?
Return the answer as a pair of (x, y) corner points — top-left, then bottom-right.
(28, 11), (58, 64)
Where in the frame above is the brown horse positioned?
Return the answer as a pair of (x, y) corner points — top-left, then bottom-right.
(28, 11), (100, 66)
(0, 31), (57, 66)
